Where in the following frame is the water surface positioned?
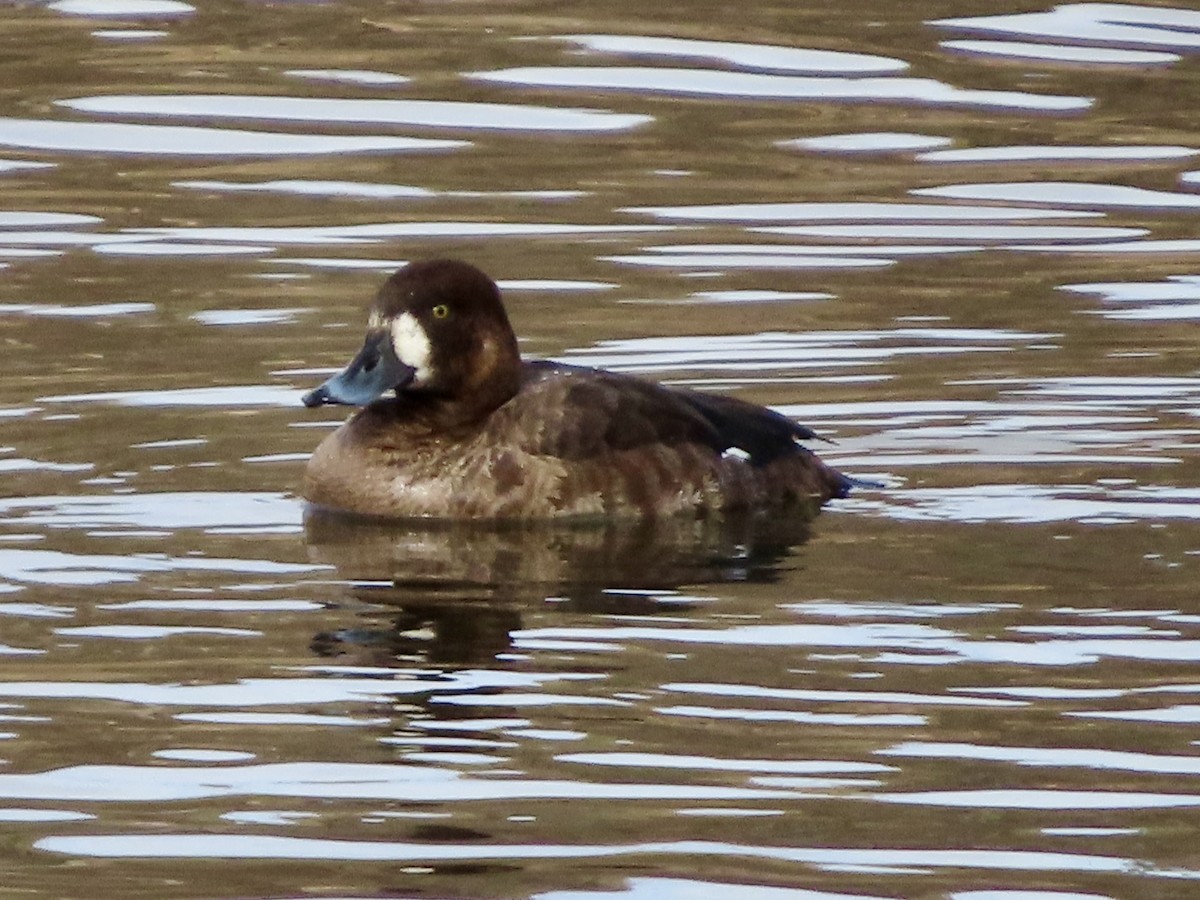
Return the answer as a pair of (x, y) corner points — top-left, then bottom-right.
(2, 1), (1200, 898)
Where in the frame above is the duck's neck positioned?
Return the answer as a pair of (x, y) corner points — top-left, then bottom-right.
(396, 343), (522, 433)
(402, 388), (515, 434)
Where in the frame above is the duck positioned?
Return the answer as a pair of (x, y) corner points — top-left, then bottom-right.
(300, 258), (851, 520)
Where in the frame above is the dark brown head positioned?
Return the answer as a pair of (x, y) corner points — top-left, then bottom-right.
(302, 259), (522, 422)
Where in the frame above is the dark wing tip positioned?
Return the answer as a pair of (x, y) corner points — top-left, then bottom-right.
(675, 389), (828, 464)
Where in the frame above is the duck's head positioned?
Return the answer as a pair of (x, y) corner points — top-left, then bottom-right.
(302, 259), (522, 418)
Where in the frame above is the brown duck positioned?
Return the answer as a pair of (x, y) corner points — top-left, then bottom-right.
(301, 259), (850, 520)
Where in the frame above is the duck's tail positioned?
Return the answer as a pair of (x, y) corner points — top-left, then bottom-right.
(832, 470), (885, 498)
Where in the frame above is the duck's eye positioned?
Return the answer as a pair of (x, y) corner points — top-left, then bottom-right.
(431, 304), (450, 320)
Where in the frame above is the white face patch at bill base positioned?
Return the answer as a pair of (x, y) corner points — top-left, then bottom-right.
(389, 312), (433, 385)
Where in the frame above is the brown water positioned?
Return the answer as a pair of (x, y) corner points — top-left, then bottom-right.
(3, 2), (1200, 898)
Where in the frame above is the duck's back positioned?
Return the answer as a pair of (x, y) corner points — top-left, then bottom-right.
(303, 361), (849, 520)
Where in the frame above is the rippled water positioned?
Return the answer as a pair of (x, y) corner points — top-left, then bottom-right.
(2, 1), (1200, 898)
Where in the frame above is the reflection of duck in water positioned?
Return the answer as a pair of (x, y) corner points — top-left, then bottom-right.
(301, 259), (850, 520)
(305, 508), (814, 665)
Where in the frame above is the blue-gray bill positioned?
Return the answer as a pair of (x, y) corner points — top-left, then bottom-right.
(302, 331), (415, 408)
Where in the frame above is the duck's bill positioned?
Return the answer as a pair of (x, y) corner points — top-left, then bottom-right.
(302, 332), (416, 408)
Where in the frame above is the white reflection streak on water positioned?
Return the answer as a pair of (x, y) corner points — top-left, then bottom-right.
(0, 492), (303, 530)
(548, 34), (909, 75)
(0, 212), (100, 227)
(1062, 277), (1200, 320)
(0, 547), (320, 587)
(557, 328), (1057, 374)
(844, 485), (1200, 526)
(660, 682), (1023, 707)
(60, 95), (653, 133)
(914, 182), (1200, 208)
(940, 39), (1182, 65)
(604, 253), (896, 270)
(0, 219), (678, 256)
(284, 69), (410, 86)
(0, 670), (595, 707)
(127, 222), (671, 243)
(512, 621), (1200, 666)
(54, 625), (261, 639)
(1, 301), (154, 316)
(777, 367), (1200, 471)
(91, 29), (170, 40)
(556, 753), (895, 775)
(781, 132), (952, 153)
(868, 790), (1200, 810)
(918, 145), (1197, 163)
(0, 117), (467, 156)
(31, 834), (1200, 879)
(933, 5), (1200, 51)
(38, 386), (304, 406)
(173, 179), (588, 200)
(637, 243), (986, 257)
(469, 68), (1090, 111)
(880, 741), (1200, 775)
(756, 224), (1149, 242)
(0, 762), (800, 803)
(626, 202), (1108, 221)
(49, 0), (193, 16)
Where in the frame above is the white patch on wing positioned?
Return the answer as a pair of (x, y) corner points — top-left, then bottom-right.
(389, 312), (433, 384)
(722, 446), (751, 462)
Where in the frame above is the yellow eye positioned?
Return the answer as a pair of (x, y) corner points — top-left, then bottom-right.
(432, 304), (449, 319)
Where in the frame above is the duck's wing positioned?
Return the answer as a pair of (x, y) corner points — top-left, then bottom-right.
(511, 361), (821, 464)
(666, 387), (827, 462)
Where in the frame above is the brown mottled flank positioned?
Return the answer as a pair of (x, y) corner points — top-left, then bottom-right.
(302, 259), (849, 521)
